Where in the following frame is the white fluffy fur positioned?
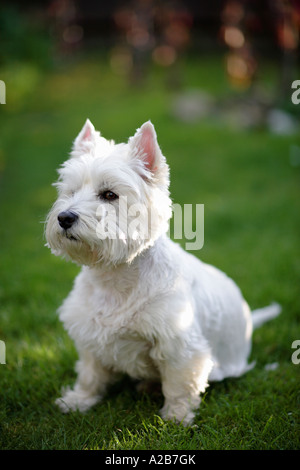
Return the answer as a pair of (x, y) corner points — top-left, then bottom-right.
(45, 119), (280, 425)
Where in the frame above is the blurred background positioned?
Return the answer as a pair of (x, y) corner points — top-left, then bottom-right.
(0, 0), (300, 128)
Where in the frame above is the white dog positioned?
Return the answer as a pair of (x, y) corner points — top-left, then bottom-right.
(45, 120), (280, 425)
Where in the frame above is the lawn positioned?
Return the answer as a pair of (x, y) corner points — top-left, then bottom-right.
(0, 54), (299, 450)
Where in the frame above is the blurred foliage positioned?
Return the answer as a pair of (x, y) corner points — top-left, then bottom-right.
(0, 62), (41, 112)
(0, 5), (53, 111)
(0, 5), (52, 68)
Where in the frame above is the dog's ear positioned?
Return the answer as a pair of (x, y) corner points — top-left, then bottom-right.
(128, 121), (168, 184)
(71, 119), (99, 157)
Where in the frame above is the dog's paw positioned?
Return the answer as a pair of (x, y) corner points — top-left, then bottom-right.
(55, 396), (74, 413)
(55, 387), (101, 413)
(160, 405), (195, 426)
(160, 395), (200, 426)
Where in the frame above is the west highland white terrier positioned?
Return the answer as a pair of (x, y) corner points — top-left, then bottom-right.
(45, 119), (280, 425)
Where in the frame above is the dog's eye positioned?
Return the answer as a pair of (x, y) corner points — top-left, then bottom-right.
(100, 190), (118, 201)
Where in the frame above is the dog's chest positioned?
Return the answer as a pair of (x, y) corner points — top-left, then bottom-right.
(94, 325), (158, 380)
(60, 275), (158, 380)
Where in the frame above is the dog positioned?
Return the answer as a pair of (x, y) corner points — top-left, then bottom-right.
(45, 119), (280, 425)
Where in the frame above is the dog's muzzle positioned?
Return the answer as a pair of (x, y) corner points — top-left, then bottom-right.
(57, 211), (78, 230)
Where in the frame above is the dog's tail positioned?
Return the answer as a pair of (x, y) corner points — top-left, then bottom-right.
(252, 302), (281, 330)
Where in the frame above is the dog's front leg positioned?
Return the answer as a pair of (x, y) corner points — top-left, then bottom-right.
(159, 354), (213, 426)
(55, 349), (114, 413)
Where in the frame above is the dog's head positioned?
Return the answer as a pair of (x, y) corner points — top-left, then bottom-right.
(45, 120), (172, 266)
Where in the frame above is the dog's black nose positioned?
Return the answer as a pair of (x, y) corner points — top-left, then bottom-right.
(57, 211), (78, 230)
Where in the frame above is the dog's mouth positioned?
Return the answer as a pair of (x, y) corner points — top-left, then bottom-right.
(64, 230), (79, 242)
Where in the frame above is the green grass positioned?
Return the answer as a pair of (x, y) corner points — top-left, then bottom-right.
(0, 54), (299, 450)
